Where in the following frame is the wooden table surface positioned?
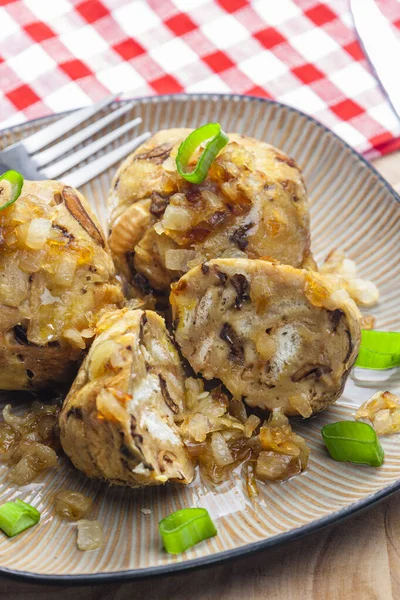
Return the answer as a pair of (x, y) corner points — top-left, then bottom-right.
(1, 152), (399, 600)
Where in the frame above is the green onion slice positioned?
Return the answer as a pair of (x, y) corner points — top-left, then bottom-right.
(355, 330), (400, 370)
(159, 507), (217, 554)
(321, 421), (384, 467)
(0, 170), (24, 211)
(176, 123), (228, 184)
(0, 499), (40, 537)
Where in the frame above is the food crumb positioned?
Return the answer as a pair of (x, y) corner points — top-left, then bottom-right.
(320, 249), (379, 307)
(355, 391), (400, 436)
(359, 314), (376, 330)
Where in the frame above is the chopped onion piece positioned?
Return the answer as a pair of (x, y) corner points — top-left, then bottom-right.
(80, 328), (95, 339)
(7, 456), (37, 485)
(229, 399), (247, 423)
(355, 391), (400, 436)
(256, 451), (301, 481)
(165, 249), (196, 271)
(153, 221), (165, 235)
(36, 186), (56, 204)
(162, 156), (176, 173)
(52, 253), (77, 287)
(54, 490), (92, 521)
(89, 340), (118, 379)
(8, 443), (57, 485)
(346, 278), (379, 307)
(201, 190), (222, 207)
(289, 394), (313, 418)
(323, 288), (353, 311)
(243, 414), (261, 438)
(40, 288), (59, 305)
(3, 404), (34, 430)
(25, 218), (52, 250)
(210, 432), (234, 466)
(359, 314), (375, 330)
(109, 347), (126, 368)
(220, 248), (247, 259)
(63, 328), (86, 349)
(0, 400), (61, 484)
(77, 520), (103, 551)
(186, 254), (204, 270)
(162, 204), (192, 231)
(320, 249), (379, 307)
(18, 249), (46, 273)
(183, 413), (210, 443)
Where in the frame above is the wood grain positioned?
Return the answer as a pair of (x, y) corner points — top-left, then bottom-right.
(1, 151), (399, 600)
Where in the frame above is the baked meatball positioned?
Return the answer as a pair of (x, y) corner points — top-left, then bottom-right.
(0, 180), (123, 390)
(171, 259), (361, 417)
(60, 308), (194, 487)
(108, 128), (315, 295)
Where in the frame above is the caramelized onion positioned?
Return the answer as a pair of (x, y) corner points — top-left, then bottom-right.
(8, 443), (57, 485)
(256, 451), (301, 482)
(3, 405), (35, 431)
(356, 391), (400, 436)
(54, 490), (93, 521)
(179, 383), (310, 489)
(0, 400), (61, 485)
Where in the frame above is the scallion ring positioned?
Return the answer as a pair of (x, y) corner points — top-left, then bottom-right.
(0, 499), (40, 537)
(0, 170), (24, 211)
(175, 123), (228, 184)
(321, 421), (384, 467)
(355, 330), (400, 370)
(159, 507), (217, 554)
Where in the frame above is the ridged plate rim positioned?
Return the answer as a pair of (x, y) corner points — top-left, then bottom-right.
(0, 92), (399, 586)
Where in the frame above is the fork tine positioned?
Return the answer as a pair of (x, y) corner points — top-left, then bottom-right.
(41, 117), (142, 179)
(33, 103), (136, 168)
(62, 132), (151, 189)
(21, 94), (119, 155)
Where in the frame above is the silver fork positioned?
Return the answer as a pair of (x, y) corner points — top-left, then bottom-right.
(0, 94), (151, 188)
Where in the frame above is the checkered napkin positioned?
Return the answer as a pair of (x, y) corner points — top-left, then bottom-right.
(1, 0), (400, 158)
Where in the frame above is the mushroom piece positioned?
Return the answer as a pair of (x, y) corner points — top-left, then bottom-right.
(59, 308), (194, 487)
(0, 180), (123, 390)
(170, 258), (361, 417)
(108, 129), (315, 297)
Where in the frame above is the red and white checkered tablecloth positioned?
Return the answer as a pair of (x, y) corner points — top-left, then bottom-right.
(1, 0), (400, 159)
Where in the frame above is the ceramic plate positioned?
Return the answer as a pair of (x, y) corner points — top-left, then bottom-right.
(1, 94), (400, 584)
